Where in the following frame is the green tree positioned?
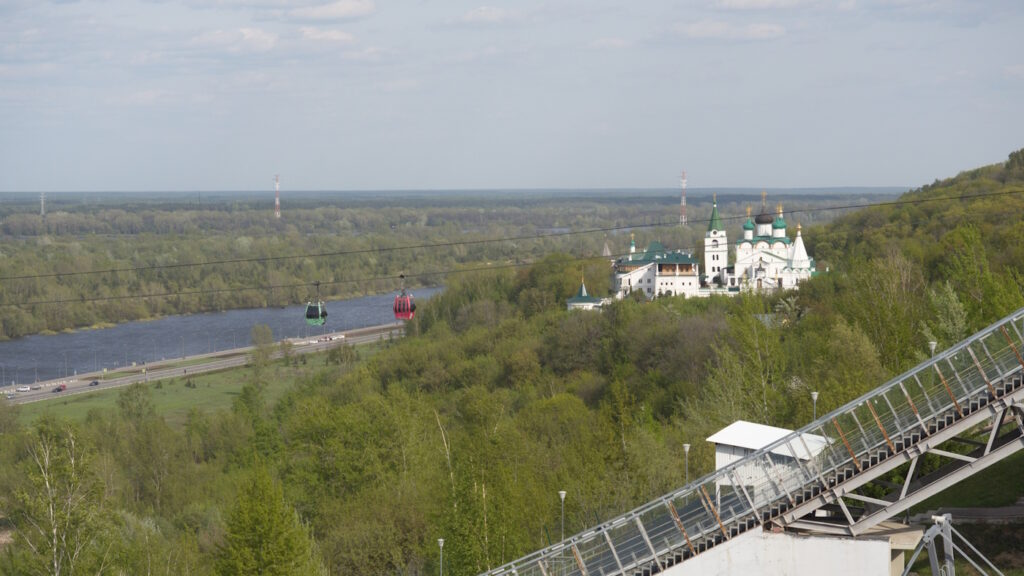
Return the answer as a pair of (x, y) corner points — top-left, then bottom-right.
(117, 382), (155, 429)
(4, 419), (109, 576)
(215, 466), (326, 576)
(0, 397), (19, 436)
(251, 324), (275, 378)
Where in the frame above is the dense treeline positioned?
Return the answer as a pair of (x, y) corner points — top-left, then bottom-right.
(0, 192), (879, 340)
(1, 151), (1022, 575)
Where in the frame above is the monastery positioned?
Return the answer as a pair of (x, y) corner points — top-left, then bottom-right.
(609, 194), (816, 302)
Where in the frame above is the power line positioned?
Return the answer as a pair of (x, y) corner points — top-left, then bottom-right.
(1, 254), (625, 307)
(2, 188), (1019, 284)
(2, 187), (1024, 301)
(3, 185), (1021, 308)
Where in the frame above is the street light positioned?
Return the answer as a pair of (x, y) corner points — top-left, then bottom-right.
(683, 443), (691, 484)
(559, 490), (567, 542)
(811, 391), (819, 420)
(438, 538), (445, 576)
(929, 341), (937, 357)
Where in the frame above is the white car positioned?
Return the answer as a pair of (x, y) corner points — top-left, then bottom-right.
(16, 386), (30, 392)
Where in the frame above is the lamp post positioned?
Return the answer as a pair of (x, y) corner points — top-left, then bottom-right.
(559, 490), (567, 541)
(929, 341), (937, 357)
(683, 443), (691, 484)
(438, 538), (444, 576)
(811, 391), (819, 420)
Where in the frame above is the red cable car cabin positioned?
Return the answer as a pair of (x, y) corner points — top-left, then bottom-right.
(393, 292), (416, 320)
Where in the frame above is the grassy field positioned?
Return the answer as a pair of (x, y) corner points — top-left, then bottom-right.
(913, 450), (1024, 511)
(17, 342), (384, 428)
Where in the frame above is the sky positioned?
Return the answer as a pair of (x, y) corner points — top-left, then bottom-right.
(1, 0), (1022, 192)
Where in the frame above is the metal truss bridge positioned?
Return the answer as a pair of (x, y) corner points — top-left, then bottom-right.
(482, 307), (1024, 576)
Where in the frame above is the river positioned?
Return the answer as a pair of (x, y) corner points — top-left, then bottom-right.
(0, 287), (442, 386)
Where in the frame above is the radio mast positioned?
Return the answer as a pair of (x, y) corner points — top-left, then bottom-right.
(679, 170), (687, 226)
(274, 175), (281, 219)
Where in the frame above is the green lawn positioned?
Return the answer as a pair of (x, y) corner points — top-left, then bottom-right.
(914, 450), (1024, 511)
(20, 361), (301, 427)
(16, 343), (385, 428)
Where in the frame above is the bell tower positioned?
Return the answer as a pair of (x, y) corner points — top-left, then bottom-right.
(704, 193), (728, 284)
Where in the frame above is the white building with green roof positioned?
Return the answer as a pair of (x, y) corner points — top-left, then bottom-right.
(612, 234), (702, 299)
(610, 194), (815, 301)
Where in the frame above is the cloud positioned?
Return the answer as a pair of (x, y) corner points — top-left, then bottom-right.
(714, 0), (808, 8)
(119, 89), (167, 106)
(190, 28), (278, 52)
(289, 0), (375, 20)
(675, 20), (786, 40)
(378, 78), (419, 92)
(459, 6), (516, 26)
(341, 46), (384, 62)
(589, 37), (630, 49)
(300, 27), (355, 43)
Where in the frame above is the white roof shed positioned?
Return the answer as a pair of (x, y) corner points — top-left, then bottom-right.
(706, 420), (829, 462)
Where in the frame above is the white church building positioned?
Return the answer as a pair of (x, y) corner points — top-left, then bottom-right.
(612, 194), (816, 300)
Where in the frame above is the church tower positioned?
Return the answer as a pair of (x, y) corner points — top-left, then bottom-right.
(704, 193), (728, 284)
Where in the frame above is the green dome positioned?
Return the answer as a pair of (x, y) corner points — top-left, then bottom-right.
(742, 218), (755, 231)
(773, 216), (786, 229)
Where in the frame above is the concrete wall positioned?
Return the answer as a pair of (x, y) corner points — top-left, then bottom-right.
(665, 529), (891, 576)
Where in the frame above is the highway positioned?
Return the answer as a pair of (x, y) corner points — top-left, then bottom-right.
(4, 322), (404, 405)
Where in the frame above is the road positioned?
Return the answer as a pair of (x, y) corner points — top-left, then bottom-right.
(5, 322), (404, 405)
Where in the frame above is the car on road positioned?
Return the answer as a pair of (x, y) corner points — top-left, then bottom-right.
(4, 394), (14, 400)
(30, 384), (41, 390)
(16, 386), (30, 392)
(53, 384), (66, 393)
(89, 380), (100, 386)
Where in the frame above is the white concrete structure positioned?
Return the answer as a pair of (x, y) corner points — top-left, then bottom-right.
(663, 527), (892, 576)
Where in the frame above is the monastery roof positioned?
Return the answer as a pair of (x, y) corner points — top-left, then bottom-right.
(617, 243), (698, 266)
(736, 235), (792, 246)
(708, 202), (724, 232)
(567, 281), (603, 304)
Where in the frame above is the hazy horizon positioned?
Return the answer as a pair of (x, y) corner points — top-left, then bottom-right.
(2, 1), (1021, 192)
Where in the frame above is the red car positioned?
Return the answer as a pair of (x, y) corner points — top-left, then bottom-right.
(53, 384), (67, 393)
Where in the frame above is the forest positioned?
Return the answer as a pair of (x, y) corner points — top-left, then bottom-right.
(0, 150), (1023, 575)
(0, 189), (885, 340)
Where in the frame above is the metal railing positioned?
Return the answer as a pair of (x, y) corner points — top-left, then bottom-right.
(482, 306), (1024, 576)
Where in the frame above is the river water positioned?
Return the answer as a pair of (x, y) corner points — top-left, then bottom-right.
(0, 287), (442, 386)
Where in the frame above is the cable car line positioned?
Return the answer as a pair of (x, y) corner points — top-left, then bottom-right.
(1, 187), (1019, 283)
(0, 250), (642, 308)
